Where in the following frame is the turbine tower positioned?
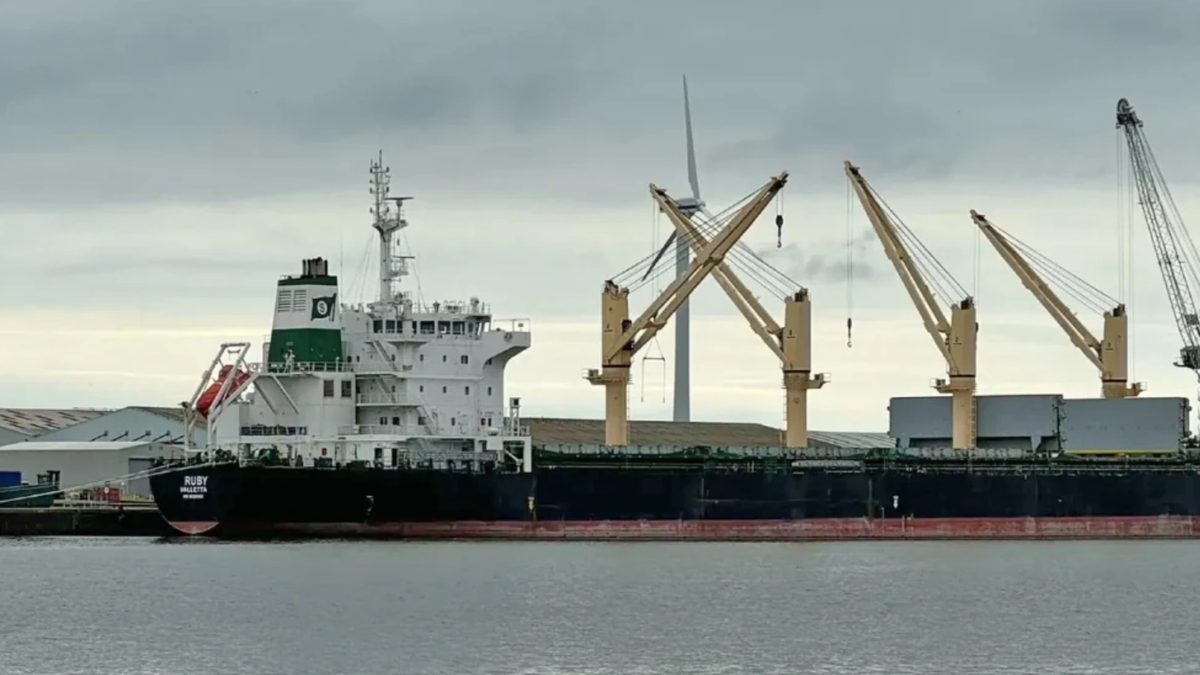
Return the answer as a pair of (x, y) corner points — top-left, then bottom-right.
(644, 76), (714, 422)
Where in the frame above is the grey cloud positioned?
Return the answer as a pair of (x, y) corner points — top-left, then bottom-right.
(4, 0), (1200, 211)
(752, 231), (881, 288)
(1045, 0), (1200, 48)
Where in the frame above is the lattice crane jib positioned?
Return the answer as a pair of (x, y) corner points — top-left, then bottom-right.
(1116, 98), (1200, 377)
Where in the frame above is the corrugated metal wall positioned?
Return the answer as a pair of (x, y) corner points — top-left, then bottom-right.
(889, 394), (1062, 451)
(0, 447), (158, 498)
(1059, 397), (1190, 453)
(889, 394), (1193, 452)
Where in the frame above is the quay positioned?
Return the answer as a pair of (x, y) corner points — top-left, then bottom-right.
(0, 504), (171, 537)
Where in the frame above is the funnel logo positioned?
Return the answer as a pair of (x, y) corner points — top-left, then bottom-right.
(311, 294), (337, 321)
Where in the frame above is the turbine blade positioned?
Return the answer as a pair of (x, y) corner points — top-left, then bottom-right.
(684, 75), (700, 200)
(642, 230), (679, 281)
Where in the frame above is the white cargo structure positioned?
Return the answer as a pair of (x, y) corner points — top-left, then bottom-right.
(30, 406), (205, 446)
(0, 441), (175, 499)
(889, 394), (1191, 454)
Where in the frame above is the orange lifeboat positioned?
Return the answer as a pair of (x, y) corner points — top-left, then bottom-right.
(196, 365), (251, 418)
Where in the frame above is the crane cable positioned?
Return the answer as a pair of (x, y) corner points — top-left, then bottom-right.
(1116, 125), (1139, 385)
(775, 191), (784, 249)
(641, 198), (666, 404)
(845, 177), (854, 348)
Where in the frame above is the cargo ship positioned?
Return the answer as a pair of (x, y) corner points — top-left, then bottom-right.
(148, 144), (1200, 541)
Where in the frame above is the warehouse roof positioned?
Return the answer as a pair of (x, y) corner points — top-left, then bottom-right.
(524, 417), (891, 449)
(0, 441), (170, 452)
(131, 406), (184, 422)
(0, 408), (110, 435)
(127, 406), (205, 427)
(808, 430), (893, 449)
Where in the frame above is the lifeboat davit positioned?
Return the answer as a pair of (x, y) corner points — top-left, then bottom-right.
(196, 365), (251, 418)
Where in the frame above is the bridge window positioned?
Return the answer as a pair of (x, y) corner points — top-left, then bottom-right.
(460, 355), (469, 365)
(487, 386), (492, 396)
(442, 355), (447, 363)
(323, 380), (334, 398)
(340, 380), (352, 398)
(442, 386), (447, 394)
(464, 386), (470, 395)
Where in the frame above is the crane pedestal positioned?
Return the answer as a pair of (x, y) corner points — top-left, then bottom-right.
(587, 283), (634, 446)
(1100, 309), (1144, 398)
(781, 291), (828, 448)
(934, 302), (977, 449)
(586, 367), (631, 446)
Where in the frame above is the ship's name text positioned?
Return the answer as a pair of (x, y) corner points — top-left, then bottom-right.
(180, 475), (208, 500)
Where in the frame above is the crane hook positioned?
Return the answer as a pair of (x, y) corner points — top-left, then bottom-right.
(775, 213), (783, 249)
(846, 317), (853, 348)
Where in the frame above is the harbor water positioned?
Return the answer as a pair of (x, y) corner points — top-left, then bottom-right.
(1, 538), (1198, 674)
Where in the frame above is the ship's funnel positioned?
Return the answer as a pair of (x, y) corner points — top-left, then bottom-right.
(266, 257), (344, 369)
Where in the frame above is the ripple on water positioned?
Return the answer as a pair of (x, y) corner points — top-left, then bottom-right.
(1, 539), (1198, 675)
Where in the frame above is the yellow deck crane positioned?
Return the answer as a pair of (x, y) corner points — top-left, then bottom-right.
(651, 191), (828, 447)
(971, 210), (1144, 399)
(844, 161), (978, 449)
(586, 173), (789, 446)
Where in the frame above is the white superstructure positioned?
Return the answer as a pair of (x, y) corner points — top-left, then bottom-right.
(183, 153), (533, 471)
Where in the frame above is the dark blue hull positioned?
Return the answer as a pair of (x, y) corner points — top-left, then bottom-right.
(148, 458), (1200, 540)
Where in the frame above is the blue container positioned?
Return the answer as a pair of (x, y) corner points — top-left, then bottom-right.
(0, 471), (22, 488)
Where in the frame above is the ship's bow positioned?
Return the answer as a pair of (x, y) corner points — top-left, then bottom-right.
(150, 462), (229, 536)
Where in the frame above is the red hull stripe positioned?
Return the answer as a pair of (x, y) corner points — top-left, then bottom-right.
(172, 516), (1200, 540)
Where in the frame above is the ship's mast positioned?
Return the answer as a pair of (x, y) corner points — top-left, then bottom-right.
(369, 151), (412, 304)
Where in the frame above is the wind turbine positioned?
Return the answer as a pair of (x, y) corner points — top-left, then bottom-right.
(643, 75), (715, 423)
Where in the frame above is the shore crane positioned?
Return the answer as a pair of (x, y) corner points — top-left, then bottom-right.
(653, 189), (828, 447)
(1115, 98), (1200, 384)
(971, 210), (1144, 399)
(586, 173), (789, 446)
(844, 161), (978, 449)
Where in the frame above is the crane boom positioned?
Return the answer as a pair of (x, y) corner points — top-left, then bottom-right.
(1116, 98), (1200, 376)
(844, 161), (977, 449)
(587, 173), (789, 446)
(971, 210), (1142, 398)
(654, 192), (828, 447)
(654, 197), (783, 359)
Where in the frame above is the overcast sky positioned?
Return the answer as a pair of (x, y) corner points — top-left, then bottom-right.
(4, 0), (1200, 432)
